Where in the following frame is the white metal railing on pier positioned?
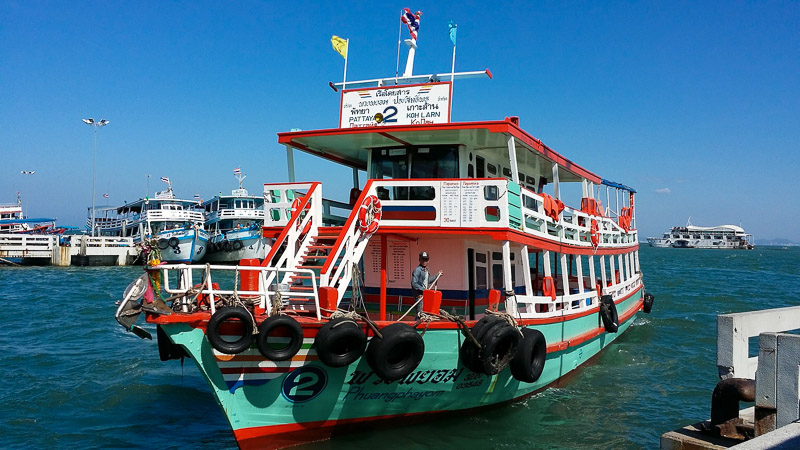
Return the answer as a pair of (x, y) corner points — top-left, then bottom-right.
(0, 233), (58, 257)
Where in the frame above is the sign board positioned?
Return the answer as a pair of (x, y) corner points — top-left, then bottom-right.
(339, 82), (452, 128)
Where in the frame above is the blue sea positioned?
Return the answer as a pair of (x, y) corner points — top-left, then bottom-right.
(1, 246), (799, 449)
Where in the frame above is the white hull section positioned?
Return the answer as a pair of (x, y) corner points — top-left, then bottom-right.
(146, 228), (209, 263)
(204, 230), (268, 262)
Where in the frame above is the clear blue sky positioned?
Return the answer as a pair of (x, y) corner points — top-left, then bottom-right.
(2, 1), (798, 241)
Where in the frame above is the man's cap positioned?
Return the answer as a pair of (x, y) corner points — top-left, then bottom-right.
(419, 251), (429, 260)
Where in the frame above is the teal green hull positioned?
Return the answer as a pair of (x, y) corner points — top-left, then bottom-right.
(161, 289), (642, 448)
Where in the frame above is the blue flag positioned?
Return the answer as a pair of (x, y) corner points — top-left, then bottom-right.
(448, 20), (457, 46)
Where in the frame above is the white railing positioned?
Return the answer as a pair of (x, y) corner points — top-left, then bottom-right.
(143, 210), (204, 222)
(206, 208), (265, 222)
(158, 263), (322, 320)
(508, 273), (642, 319)
(261, 182), (323, 289)
(0, 233), (58, 251)
(717, 305), (800, 380)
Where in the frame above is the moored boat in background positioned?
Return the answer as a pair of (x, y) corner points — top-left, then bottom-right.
(647, 219), (754, 249)
(202, 169), (269, 263)
(94, 180), (208, 263)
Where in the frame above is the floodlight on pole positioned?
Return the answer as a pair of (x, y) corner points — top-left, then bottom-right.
(83, 117), (110, 237)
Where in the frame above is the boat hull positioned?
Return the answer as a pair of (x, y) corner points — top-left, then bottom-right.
(150, 229), (209, 263)
(155, 287), (644, 448)
(204, 229), (268, 262)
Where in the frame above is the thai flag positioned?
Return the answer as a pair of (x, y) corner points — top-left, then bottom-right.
(194, 194), (200, 200)
(233, 167), (242, 175)
(401, 8), (421, 40)
(103, 193), (109, 199)
(160, 176), (170, 184)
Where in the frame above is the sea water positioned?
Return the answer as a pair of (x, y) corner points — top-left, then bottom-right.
(1, 246), (798, 449)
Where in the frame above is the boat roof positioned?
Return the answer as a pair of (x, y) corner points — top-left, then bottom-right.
(117, 197), (202, 214)
(686, 224), (746, 233)
(0, 217), (56, 225)
(278, 119), (601, 184)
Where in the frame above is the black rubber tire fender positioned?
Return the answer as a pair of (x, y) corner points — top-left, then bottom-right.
(206, 306), (255, 354)
(643, 293), (654, 314)
(510, 328), (547, 383)
(600, 295), (619, 333)
(168, 237), (179, 248)
(459, 315), (506, 372)
(366, 323), (425, 382)
(157, 238), (169, 250)
(223, 240), (232, 252)
(256, 315), (304, 361)
(476, 322), (521, 375)
(233, 240), (244, 251)
(314, 317), (367, 367)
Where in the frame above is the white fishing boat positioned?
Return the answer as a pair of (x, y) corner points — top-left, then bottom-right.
(92, 180), (209, 263)
(647, 220), (754, 249)
(202, 169), (269, 262)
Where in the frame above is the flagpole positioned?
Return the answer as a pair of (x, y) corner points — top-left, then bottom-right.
(342, 38), (349, 91)
(395, 10), (403, 85)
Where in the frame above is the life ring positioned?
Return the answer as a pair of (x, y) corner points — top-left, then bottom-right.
(291, 197), (312, 234)
(256, 315), (304, 361)
(542, 276), (556, 300)
(232, 240), (244, 251)
(357, 195), (382, 235)
(590, 220), (599, 247)
(643, 292), (654, 314)
(599, 295), (619, 333)
(314, 317), (367, 367)
(206, 306), (255, 354)
(366, 323), (425, 381)
(168, 237), (179, 248)
(157, 238), (169, 250)
(460, 315), (521, 375)
(510, 328), (547, 382)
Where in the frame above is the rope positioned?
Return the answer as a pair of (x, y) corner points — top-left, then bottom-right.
(413, 309), (480, 348)
(485, 309), (524, 337)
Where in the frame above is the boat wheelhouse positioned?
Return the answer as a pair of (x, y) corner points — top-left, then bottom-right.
(647, 222), (754, 249)
(202, 171), (268, 262)
(94, 185), (208, 263)
(116, 14), (653, 449)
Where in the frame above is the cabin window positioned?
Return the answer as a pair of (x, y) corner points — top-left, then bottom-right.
(484, 186), (499, 200)
(410, 146), (458, 179)
(475, 252), (487, 264)
(468, 164), (474, 178)
(526, 175), (536, 186)
(487, 164), (497, 175)
(476, 156), (485, 178)
(502, 167), (511, 177)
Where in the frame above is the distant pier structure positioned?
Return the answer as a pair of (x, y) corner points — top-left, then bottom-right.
(0, 233), (137, 266)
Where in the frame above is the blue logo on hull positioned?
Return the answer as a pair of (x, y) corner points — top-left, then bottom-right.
(281, 366), (327, 403)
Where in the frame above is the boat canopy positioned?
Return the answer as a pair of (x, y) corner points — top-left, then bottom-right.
(0, 217), (56, 225)
(601, 179), (637, 193)
(278, 120), (601, 184)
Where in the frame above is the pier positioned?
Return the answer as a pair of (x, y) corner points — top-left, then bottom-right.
(661, 305), (800, 449)
(0, 233), (138, 266)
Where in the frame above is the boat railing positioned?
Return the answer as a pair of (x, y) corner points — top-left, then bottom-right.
(508, 272), (642, 319)
(0, 233), (58, 250)
(144, 210), (204, 222)
(261, 182), (323, 288)
(206, 209), (266, 222)
(158, 263), (321, 319)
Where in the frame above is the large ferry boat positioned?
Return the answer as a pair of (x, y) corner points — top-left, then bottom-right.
(202, 169), (269, 263)
(646, 221), (754, 249)
(115, 13), (654, 449)
(93, 181), (208, 263)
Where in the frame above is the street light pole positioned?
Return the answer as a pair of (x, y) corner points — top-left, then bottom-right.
(83, 118), (109, 237)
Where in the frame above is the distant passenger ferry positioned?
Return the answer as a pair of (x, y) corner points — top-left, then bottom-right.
(647, 222), (754, 249)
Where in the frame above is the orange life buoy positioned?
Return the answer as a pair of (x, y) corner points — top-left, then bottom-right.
(590, 219), (599, 247)
(542, 276), (556, 300)
(291, 197), (311, 234)
(357, 195), (382, 235)
(596, 283), (603, 301)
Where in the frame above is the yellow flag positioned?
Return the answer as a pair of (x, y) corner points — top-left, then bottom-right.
(331, 35), (348, 59)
